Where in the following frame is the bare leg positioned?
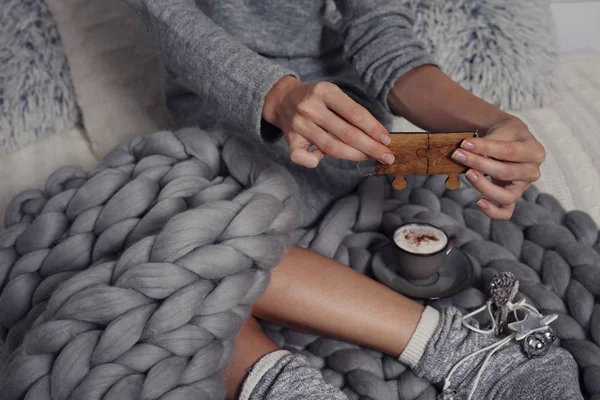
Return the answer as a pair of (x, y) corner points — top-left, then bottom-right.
(225, 245), (424, 398)
(225, 316), (347, 400)
(238, 246), (582, 400)
(253, 245), (425, 357)
(224, 317), (279, 399)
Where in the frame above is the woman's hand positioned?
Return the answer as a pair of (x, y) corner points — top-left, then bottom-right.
(451, 118), (546, 219)
(388, 65), (546, 220)
(263, 76), (395, 168)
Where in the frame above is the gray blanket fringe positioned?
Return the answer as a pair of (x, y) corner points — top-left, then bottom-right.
(0, 127), (302, 399)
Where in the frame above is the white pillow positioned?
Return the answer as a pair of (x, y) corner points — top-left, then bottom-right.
(0, 128), (97, 225)
(45, 0), (171, 158)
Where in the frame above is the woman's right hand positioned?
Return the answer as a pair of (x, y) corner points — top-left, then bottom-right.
(262, 76), (395, 168)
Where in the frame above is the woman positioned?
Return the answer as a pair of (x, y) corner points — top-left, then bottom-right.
(125, 1), (580, 398)
(128, 0), (545, 226)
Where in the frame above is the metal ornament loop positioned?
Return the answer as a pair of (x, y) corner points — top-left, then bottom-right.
(356, 161), (376, 177)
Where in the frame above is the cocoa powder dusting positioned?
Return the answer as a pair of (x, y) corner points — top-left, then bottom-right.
(403, 230), (440, 247)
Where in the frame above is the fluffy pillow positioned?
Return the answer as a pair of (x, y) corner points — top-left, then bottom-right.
(0, 0), (79, 155)
(412, 0), (559, 110)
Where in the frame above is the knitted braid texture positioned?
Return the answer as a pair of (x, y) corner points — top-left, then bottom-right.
(1, 130), (599, 399)
(0, 128), (302, 400)
(266, 175), (600, 400)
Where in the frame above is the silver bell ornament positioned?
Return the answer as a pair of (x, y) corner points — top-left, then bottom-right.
(437, 388), (462, 400)
(523, 327), (556, 358)
(543, 327), (557, 343)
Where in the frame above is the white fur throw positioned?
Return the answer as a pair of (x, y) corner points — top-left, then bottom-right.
(411, 0), (559, 110)
(0, 0), (79, 156)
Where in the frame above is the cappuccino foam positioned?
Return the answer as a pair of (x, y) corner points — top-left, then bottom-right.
(393, 224), (447, 254)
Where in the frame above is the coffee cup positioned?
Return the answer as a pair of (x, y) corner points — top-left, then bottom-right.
(391, 223), (456, 285)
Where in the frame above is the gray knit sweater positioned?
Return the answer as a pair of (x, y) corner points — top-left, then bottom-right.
(125, 0), (435, 226)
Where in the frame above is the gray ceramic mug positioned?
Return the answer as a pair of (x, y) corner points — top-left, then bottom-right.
(391, 223), (456, 285)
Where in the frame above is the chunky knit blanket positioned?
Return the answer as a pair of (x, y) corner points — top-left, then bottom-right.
(1, 128), (598, 399)
(0, 128), (301, 399)
(275, 175), (600, 400)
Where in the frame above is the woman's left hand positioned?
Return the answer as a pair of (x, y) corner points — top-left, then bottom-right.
(450, 118), (546, 220)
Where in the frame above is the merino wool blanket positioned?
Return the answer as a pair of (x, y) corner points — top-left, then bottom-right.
(0, 127), (598, 399)
(0, 128), (302, 399)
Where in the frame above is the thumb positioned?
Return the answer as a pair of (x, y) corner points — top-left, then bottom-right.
(287, 133), (323, 168)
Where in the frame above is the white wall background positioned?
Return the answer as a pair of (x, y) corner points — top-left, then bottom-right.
(551, 0), (600, 53)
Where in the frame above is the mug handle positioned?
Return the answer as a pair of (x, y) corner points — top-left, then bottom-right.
(445, 233), (457, 255)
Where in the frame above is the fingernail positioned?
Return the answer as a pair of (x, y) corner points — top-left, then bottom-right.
(380, 134), (391, 145)
(476, 199), (488, 209)
(461, 140), (475, 151)
(452, 150), (467, 162)
(466, 170), (478, 182)
(381, 153), (395, 165)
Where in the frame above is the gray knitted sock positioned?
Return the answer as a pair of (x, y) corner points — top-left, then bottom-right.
(411, 307), (583, 400)
(243, 350), (347, 400)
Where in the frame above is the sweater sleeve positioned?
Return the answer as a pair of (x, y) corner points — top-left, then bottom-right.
(123, 0), (295, 137)
(332, 0), (436, 112)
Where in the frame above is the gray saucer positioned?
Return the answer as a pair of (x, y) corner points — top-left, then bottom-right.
(371, 242), (476, 299)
